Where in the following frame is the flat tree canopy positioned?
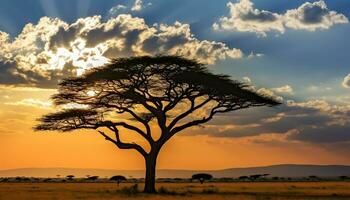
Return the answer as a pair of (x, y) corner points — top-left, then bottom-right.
(110, 175), (127, 186)
(110, 175), (127, 181)
(192, 173), (213, 184)
(35, 55), (280, 193)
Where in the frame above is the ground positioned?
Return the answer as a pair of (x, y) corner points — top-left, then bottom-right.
(0, 182), (350, 200)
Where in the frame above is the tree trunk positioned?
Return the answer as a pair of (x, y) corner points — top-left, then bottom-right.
(143, 150), (158, 193)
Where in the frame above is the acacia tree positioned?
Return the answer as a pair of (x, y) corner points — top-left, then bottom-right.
(192, 173), (213, 184)
(110, 175), (127, 186)
(35, 55), (279, 193)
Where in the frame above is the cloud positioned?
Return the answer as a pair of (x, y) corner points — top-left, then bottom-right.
(108, 5), (127, 18)
(195, 78), (349, 144)
(5, 98), (52, 109)
(284, 0), (349, 31)
(188, 98), (350, 144)
(271, 85), (294, 95)
(213, 0), (284, 37)
(257, 88), (284, 102)
(0, 14), (243, 88)
(213, 0), (348, 37)
(131, 0), (143, 12)
(242, 76), (252, 84)
(242, 78), (286, 102)
(343, 74), (350, 88)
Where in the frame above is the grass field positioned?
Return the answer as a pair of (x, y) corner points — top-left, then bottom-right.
(0, 182), (350, 200)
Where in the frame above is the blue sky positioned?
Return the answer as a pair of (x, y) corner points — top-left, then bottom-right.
(0, 0), (350, 155)
(1, 0), (349, 101)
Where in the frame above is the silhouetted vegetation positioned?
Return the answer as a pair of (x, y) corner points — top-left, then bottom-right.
(238, 176), (249, 180)
(86, 176), (99, 181)
(35, 55), (280, 193)
(192, 173), (213, 184)
(119, 184), (139, 195)
(308, 175), (320, 181)
(66, 175), (75, 180)
(110, 175), (127, 186)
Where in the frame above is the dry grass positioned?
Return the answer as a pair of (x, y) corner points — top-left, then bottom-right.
(0, 182), (349, 200)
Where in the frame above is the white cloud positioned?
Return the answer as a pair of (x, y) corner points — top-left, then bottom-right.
(342, 74), (350, 88)
(213, 0), (348, 37)
(5, 98), (52, 109)
(108, 4), (127, 17)
(284, 1), (348, 31)
(242, 76), (252, 84)
(272, 85), (294, 95)
(0, 14), (243, 87)
(257, 88), (284, 102)
(131, 0), (143, 12)
(242, 77), (286, 102)
(213, 0), (284, 37)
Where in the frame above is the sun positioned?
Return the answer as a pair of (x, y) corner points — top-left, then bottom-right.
(47, 38), (109, 76)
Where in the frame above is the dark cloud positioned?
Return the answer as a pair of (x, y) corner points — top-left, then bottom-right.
(241, 10), (278, 22)
(0, 60), (77, 88)
(289, 124), (350, 143)
(187, 100), (350, 144)
(0, 60), (28, 85)
(301, 2), (328, 24)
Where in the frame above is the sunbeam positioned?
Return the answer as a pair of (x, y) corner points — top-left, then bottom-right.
(0, 14), (16, 36)
(39, 0), (60, 18)
(77, 0), (91, 18)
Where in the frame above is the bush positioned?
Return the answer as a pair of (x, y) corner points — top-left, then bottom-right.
(158, 186), (187, 196)
(158, 186), (169, 194)
(119, 184), (139, 195)
(202, 187), (219, 194)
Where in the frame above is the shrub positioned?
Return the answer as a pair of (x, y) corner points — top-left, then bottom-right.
(119, 184), (139, 195)
(202, 187), (219, 194)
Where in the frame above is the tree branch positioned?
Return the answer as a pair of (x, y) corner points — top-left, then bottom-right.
(101, 121), (153, 144)
(123, 108), (152, 138)
(168, 97), (212, 130)
(97, 130), (147, 157)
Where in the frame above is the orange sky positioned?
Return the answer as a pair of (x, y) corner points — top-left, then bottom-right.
(1, 86), (350, 170)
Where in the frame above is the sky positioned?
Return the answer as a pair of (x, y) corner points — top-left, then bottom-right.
(0, 0), (350, 170)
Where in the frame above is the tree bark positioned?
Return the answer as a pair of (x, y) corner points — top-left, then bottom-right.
(143, 150), (158, 193)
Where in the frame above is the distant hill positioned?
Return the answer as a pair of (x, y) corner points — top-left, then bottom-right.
(0, 164), (349, 178)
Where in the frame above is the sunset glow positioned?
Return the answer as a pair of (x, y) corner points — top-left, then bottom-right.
(0, 0), (350, 173)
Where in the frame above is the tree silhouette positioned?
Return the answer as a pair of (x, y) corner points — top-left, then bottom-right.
(238, 176), (249, 180)
(86, 176), (99, 181)
(110, 175), (127, 186)
(35, 55), (280, 193)
(192, 173), (213, 184)
(249, 174), (263, 180)
(66, 175), (75, 180)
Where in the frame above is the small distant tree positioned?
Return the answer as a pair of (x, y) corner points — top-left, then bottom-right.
(339, 176), (349, 180)
(35, 56), (280, 193)
(238, 176), (249, 180)
(66, 175), (75, 180)
(0, 178), (9, 182)
(110, 175), (127, 186)
(87, 176), (99, 181)
(308, 175), (319, 180)
(192, 173), (213, 184)
(249, 174), (263, 180)
(43, 178), (52, 182)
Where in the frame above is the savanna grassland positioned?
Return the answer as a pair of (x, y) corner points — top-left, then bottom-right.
(0, 182), (350, 200)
